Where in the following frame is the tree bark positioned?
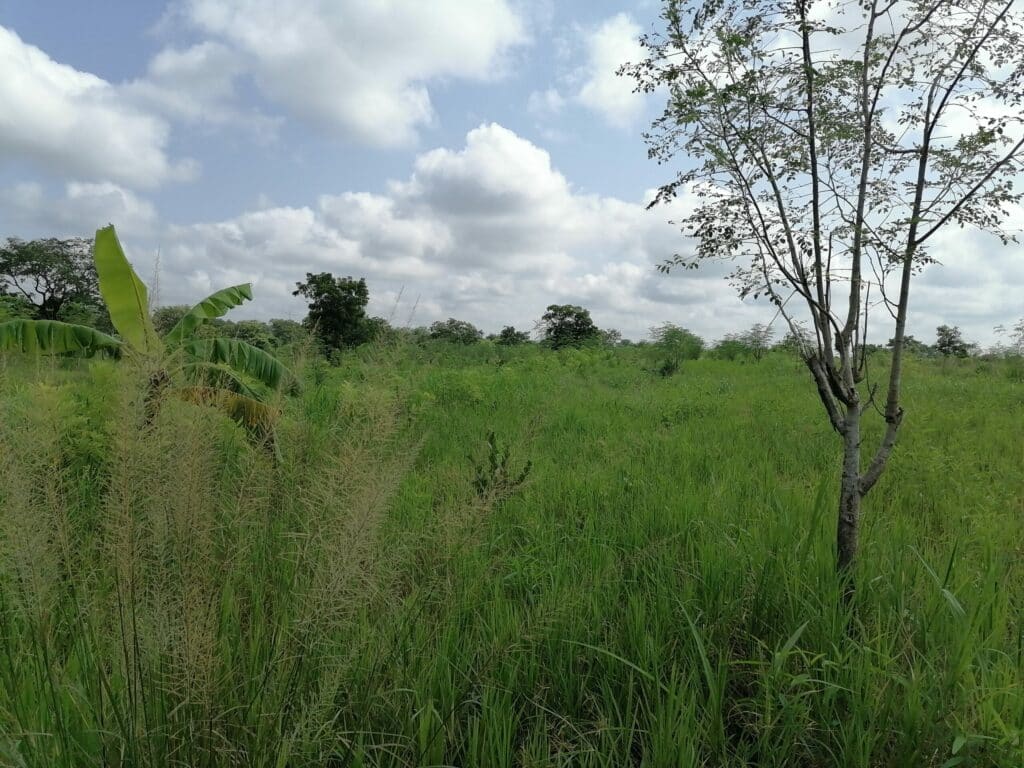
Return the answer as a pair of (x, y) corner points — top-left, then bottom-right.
(837, 407), (861, 576)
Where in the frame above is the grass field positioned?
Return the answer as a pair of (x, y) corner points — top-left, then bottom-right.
(0, 345), (1021, 767)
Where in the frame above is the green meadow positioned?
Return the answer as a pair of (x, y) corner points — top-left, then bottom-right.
(0, 345), (1021, 767)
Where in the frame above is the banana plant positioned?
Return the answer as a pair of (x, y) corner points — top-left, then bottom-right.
(0, 225), (294, 436)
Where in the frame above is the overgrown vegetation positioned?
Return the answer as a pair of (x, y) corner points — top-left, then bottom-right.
(0, 342), (1020, 767)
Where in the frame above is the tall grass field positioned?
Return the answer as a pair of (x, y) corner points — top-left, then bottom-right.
(0, 345), (1021, 767)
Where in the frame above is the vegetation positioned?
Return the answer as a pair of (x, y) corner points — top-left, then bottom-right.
(0, 226), (293, 435)
(1, 236), (113, 332)
(430, 317), (485, 344)
(293, 273), (371, 351)
(935, 325), (972, 358)
(539, 304), (601, 349)
(0, 342), (1020, 767)
(495, 325), (531, 346)
(626, 0), (1024, 576)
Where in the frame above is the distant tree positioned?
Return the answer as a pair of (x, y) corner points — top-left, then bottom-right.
(776, 323), (812, 355)
(153, 305), (190, 336)
(539, 304), (600, 349)
(429, 318), (483, 344)
(496, 325), (530, 346)
(710, 335), (750, 361)
(364, 316), (397, 344)
(651, 322), (704, 360)
(888, 335), (934, 357)
(993, 318), (1024, 356)
(742, 323), (774, 362)
(0, 237), (108, 326)
(601, 328), (623, 346)
(268, 318), (309, 347)
(935, 325), (971, 358)
(225, 320), (276, 351)
(293, 273), (370, 351)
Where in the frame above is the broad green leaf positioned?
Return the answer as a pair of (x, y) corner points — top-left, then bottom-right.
(182, 361), (262, 399)
(176, 386), (280, 430)
(184, 337), (292, 391)
(93, 225), (161, 354)
(0, 319), (122, 356)
(164, 283), (254, 346)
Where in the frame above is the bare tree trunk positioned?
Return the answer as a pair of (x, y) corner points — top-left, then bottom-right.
(837, 406), (861, 576)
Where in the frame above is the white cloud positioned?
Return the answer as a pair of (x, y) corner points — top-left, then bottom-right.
(124, 40), (279, 140)
(153, 123), (761, 338)
(576, 13), (647, 129)
(5, 121), (1013, 344)
(0, 26), (196, 187)
(527, 87), (566, 118)
(0, 181), (157, 236)
(172, 0), (528, 146)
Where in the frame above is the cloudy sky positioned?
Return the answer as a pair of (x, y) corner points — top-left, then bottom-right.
(1, 0), (1020, 343)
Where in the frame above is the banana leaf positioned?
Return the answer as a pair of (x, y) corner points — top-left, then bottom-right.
(0, 319), (123, 355)
(93, 225), (161, 354)
(184, 337), (292, 391)
(164, 283), (254, 346)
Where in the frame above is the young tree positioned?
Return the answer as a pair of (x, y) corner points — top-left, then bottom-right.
(293, 273), (370, 351)
(651, 322), (705, 359)
(993, 317), (1024, 355)
(627, 0), (1024, 577)
(538, 304), (601, 349)
(935, 324), (971, 358)
(428, 318), (483, 344)
(741, 323), (774, 362)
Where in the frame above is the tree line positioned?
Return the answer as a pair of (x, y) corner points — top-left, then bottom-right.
(5, 240), (1022, 362)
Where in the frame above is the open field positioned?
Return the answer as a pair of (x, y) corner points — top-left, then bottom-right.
(1, 346), (1022, 767)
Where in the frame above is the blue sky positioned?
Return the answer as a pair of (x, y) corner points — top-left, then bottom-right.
(1, 1), (1020, 343)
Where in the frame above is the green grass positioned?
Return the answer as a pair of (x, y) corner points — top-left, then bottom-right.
(0, 345), (1021, 766)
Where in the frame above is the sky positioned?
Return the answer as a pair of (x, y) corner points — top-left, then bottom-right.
(0, 0), (1020, 344)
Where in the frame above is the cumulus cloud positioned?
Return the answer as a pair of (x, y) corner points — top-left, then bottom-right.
(0, 181), (157, 237)
(150, 123), (766, 338)
(576, 13), (647, 129)
(169, 0), (528, 146)
(0, 26), (196, 187)
(124, 40), (279, 140)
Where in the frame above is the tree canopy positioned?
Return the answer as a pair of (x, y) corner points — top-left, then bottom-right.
(539, 304), (601, 349)
(293, 273), (370, 351)
(0, 237), (110, 329)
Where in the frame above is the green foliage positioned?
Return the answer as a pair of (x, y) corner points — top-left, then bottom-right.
(164, 283), (254, 346)
(293, 272), (370, 351)
(651, 322), (704, 360)
(495, 325), (530, 346)
(1, 351), (1021, 767)
(470, 430), (532, 502)
(935, 325), (971, 358)
(889, 335), (935, 357)
(539, 304), (601, 349)
(0, 236), (105, 323)
(184, 337), (291, 391)
(0, 319), (122, 356)
(152, 304), (190, 336)
(712, 324), (775, 361)
(0, 226), (293, 441)
(93, 225), (161, 355)
(0, 294), (34, 321)
(651, 323), (704, 358)
(429, 317), (483, 344)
